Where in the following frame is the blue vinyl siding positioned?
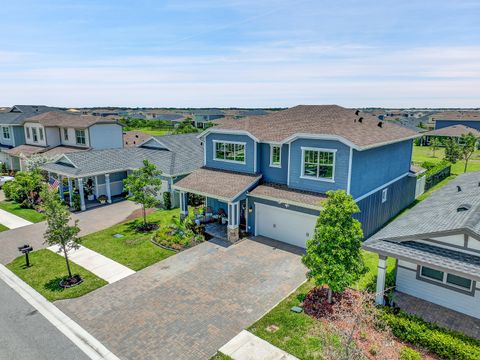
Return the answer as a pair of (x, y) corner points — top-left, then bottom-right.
(205, 133), (256, 174)
(350, 140), (412, 199)
(288, 138), (350, 193)
(259, 143), (288, 184)
(435, 120), (480, 131)
(89, 124), (124, 150)
(206, 198), (228, 214)
(247, 196), (319, 235)
(354, 175), (416, 238)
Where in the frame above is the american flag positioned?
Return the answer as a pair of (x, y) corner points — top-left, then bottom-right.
(48, 176), (60, 191)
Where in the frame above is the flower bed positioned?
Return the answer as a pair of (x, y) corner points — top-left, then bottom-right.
(151, 225), (204, 251)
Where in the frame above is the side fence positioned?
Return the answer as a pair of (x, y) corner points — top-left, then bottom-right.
(424, 165), (451, 191)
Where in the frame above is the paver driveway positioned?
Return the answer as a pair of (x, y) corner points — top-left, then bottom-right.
(57, 237), (306, 360)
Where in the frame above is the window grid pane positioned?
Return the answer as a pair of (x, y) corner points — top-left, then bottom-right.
(421, 266), (444, 281)
(303, 150), (334, 179)
(446, 274), (472, 289)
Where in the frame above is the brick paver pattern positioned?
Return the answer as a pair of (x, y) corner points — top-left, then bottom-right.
(57, 237), (306, 360)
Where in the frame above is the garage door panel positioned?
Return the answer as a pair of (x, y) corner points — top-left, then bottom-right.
(256, 203), (317, 248)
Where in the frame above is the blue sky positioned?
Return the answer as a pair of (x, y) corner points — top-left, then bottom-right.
(1, 0), (479, 107)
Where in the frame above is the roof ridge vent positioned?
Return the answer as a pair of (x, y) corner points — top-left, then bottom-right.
(358, 117), (363, 123)
(457, 204), (471, 212)
(457, 185), (462, 192)
(355, 110), (359, 115)
(377, 121), (383, 128)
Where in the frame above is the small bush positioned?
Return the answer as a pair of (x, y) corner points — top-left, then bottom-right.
(399, 347), (421, 360)
(381, 308), (480, 360)
(162, 191), (171, 210)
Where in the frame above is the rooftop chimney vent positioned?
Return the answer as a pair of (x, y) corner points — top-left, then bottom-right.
(355, 110), (359, 115)
(358, 117), (363, 123)
(457, 185), (462, 192)
(377, 121), (383, 128)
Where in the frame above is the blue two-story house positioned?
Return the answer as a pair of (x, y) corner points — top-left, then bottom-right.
(173, 105), (419, 245)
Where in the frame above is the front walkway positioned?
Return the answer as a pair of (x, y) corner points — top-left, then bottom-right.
(0, 201), (140, 265)
(0, 208), (32, 229)
(48, 245), (135, 284)
(57, 237), (307, 360)
(220, 330), (299, 360)
(395, 291), (480, 339)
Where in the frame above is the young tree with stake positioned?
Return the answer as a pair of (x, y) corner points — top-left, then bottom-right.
(123, 160), (163, 229)
(42, 188), (81, 281)
(302, 190), (366, 304)
(459, 133), (478, 173)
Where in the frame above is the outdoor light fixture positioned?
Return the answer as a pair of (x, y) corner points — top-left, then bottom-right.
(18, 244), (33, 267)
(248, 206), (253, 213)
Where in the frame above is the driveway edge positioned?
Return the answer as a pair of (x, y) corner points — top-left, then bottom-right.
(0, 264), (120, 360)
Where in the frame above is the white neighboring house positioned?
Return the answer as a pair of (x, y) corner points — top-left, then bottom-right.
(364, 172), (480, 320)
(3, 111), (123, 171)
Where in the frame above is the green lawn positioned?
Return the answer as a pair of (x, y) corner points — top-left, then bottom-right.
(7, 249), (107, 301)
(133, 127), (173, 136)
(412, 145), (480, 174)
(0, 223), (9, 232)
(80, 208), (178, 271)
(210, 353), (233, 360)
(0, 200), (46, 223)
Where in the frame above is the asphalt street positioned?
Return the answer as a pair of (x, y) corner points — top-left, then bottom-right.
(0, 278), (90, 360)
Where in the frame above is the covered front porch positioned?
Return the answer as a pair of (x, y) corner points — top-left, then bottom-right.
(173, 168), (261, 243)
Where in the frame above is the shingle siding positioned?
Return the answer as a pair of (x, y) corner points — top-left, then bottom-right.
(205, 133), (256, 174)
(350, 139), (413, 199)
(435, 120), (480, 131)
(288, 138), (350, 193)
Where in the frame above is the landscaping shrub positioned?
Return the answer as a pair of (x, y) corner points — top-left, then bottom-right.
(399, 347), (421, 360)
(381, 308), (480, 360)
(151, 215), (204, 251)
(2, 170), (45, 208)
(162, 191), (171, 210)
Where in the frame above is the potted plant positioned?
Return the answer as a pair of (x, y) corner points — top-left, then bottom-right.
(98, 194), (108, 204)
(84, 178), (94, 201)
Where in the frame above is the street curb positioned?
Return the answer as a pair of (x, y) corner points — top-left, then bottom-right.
(0, 264), (120, 360)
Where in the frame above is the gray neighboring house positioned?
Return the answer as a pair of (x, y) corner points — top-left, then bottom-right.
(0, 105), (60, 168)
(41, 133), (203, 211)
(363, 172), (480, 320)
(191, 109), (225, 128)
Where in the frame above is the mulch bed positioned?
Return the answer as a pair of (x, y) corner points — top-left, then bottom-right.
(59, 274), (83, 288)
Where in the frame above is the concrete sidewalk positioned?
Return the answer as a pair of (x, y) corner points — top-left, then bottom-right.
(220, 330), (299, 360)
(0, 208), (33, 229)
(48, 245), (135, 284)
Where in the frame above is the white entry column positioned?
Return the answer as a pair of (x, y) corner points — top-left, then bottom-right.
(58, 175), (64, 201)
(179, 191), (188, 219)
(105, 173), (112, 204)
(227, 202), (240, 243)
(68, 178), (73, 207)
(77, 178), (86, 211)
(375, 255), (387, 305)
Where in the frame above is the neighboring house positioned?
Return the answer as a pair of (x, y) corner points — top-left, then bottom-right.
(123, 131), (153, 147)
(363, 173), (480, 320)
(2, 111), (123, 170)
(173, 105), (419, 244)
(0, 105), (60, 167)
(421, 125), (480, 146)
(191, 109), (225, 128)
(433, 111), (480, 131)
(42, 133), (203, 211)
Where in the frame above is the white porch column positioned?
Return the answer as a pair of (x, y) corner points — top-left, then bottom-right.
(77, 178), (86, 211)
(105, 173), (112, 203)
(58, 175), (64, 201)
(94, 176), (99, 198)
(68, 178), (73, 207)
(227, 202), (240, 243)
(375, 255), (388, 305)
(179, 191), (188, 219)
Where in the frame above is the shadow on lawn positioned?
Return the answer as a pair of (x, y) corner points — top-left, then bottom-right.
(44, 277), (67, 292)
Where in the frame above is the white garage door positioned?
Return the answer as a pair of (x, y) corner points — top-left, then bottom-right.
(255, 203), (317, 248)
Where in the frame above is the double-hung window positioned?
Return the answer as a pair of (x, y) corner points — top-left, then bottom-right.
(26, 127), (31, 139)
(39, 127), (44, 141)
(32, 128), (38, 142)
(270, 145), (281, 167)
(75, 129), (86, 145)
(302, 148), (335, 181)
(419, 266), (473, 293)
(63, 128), (69, 141)
(2, 127), (10, 140)
(214, 141), (245, 163)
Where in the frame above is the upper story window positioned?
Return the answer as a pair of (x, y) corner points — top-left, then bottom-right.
(214, 141), (245, 163)
(26, 127), (31, 139)
(32, 127), (38, 142)
(270, 145), (281, 167)
(2, 127), (10, 140)
(419, 266), (473, 293)
(301, 147), (335, 182)
(39, 128), (44, 141)
(75, 129), (86, 145)
(63, 128), (69, 141)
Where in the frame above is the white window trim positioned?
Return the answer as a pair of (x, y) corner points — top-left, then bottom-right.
(39, 127), (44, 141)
(26, 127), (31, 139)
(63, 128), (69, 141)
(419, 266), (473, 292)
(2, 126), (10, 140)
(269, 144), (282, 168)
(75, 129), (86, 145)
(382, 188), (388, 203)
(212, 140), (247, 165)
(32, 127), (38, 142)
(300, 147), (336, 183)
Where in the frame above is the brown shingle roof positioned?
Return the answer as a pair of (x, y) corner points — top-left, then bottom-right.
(123, 131), (153, 147)
(424, 125), (480, 138)
(5, 145), (86, 158)
(173, 168), (261, 202)
(208, 105), (418, 149)
(249, 183), (326, 209)
(23, 111), (118, 128)
(433, 111), (480, 121)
